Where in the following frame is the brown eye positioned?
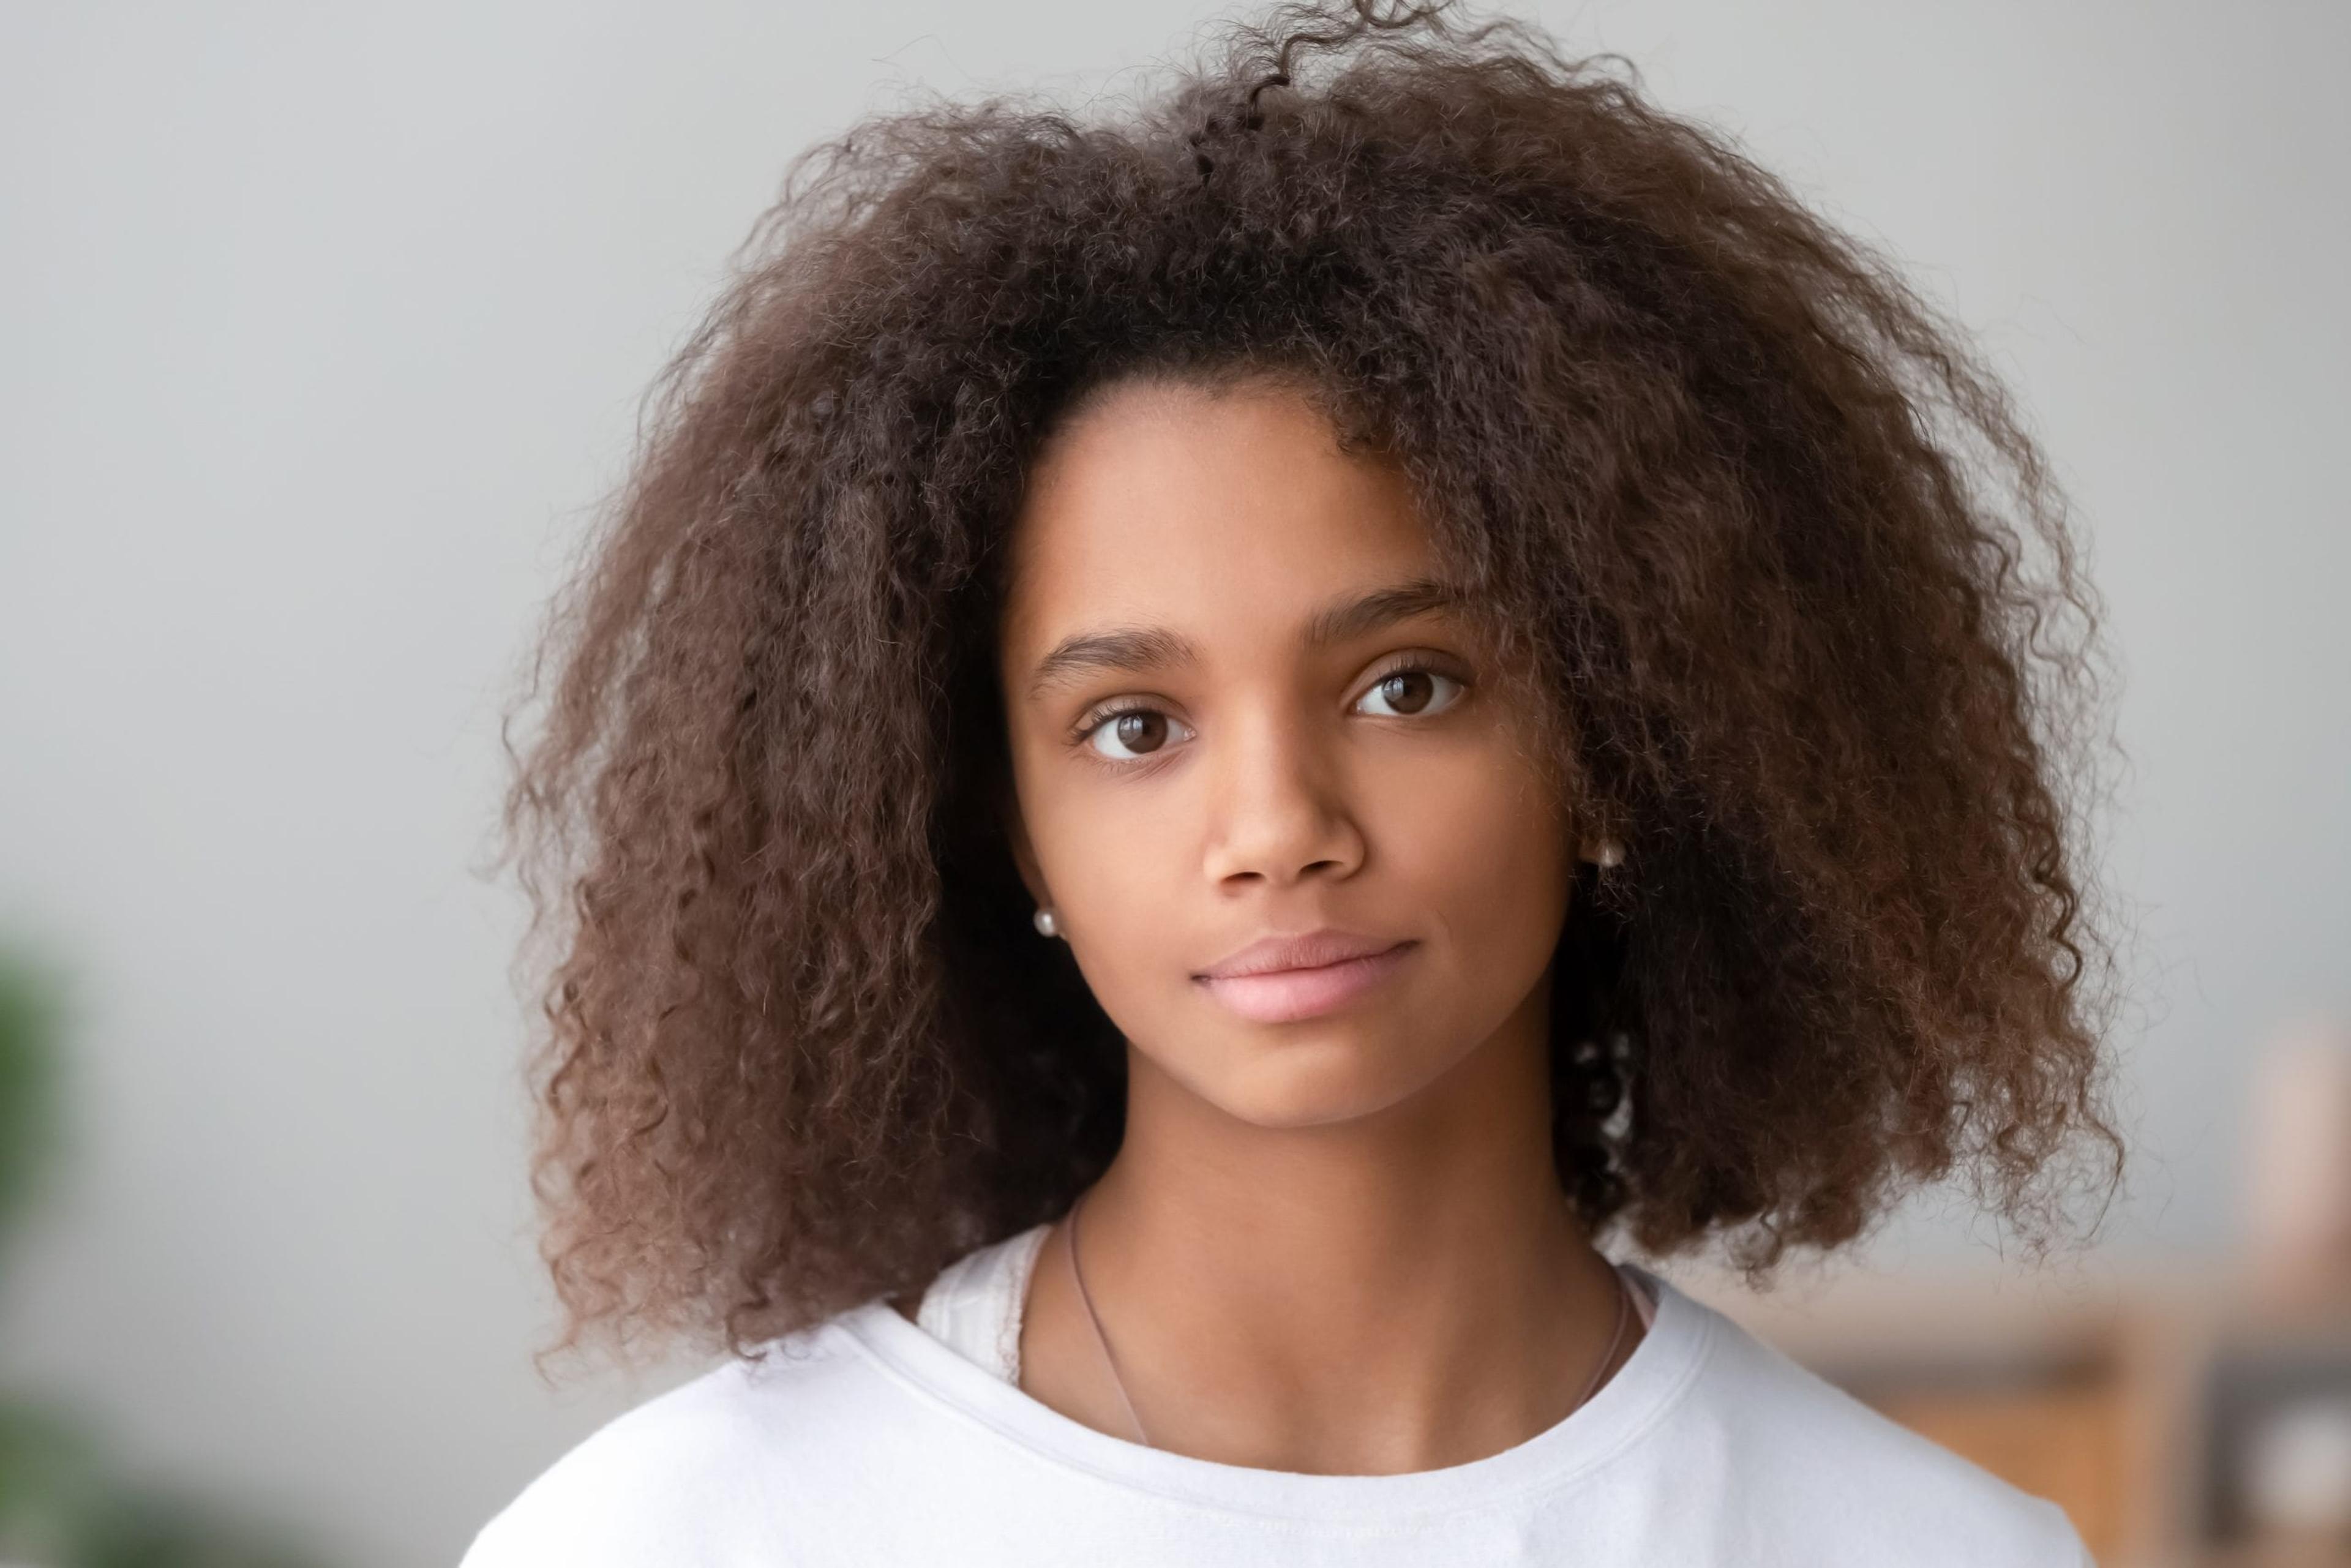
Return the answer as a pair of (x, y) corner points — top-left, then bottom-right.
(1380, 672), (1433, 715)
(1085, 707), (1189, 762)
(1355, 666), (1463, 719)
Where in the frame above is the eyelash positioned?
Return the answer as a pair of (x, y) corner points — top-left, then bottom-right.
(1068, 656), (1471, 770)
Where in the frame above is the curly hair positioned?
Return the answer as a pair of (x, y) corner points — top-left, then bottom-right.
(497, 0), (2126, 1370)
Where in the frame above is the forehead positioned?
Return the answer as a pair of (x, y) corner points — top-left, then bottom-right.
(1000, 378), (1437, 656)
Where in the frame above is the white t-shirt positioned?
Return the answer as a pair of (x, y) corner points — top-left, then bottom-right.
(460, 1222), (2091, 1566)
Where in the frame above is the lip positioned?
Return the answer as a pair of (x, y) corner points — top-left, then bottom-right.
(1193, 929), (1417, 1024)
(1198, 928), (1405, 978)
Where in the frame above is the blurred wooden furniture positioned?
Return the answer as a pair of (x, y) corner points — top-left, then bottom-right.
(1660, 1255), (2351, 1568)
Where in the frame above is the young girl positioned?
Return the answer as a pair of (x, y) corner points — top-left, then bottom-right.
(467, 2), (2123, 1561)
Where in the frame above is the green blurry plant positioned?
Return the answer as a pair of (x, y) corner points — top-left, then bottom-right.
(0, 949), (63, 1255)
(0, 945), (329, 1568)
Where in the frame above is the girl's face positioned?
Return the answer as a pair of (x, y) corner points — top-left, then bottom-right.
(997, 375), (1577, 1130)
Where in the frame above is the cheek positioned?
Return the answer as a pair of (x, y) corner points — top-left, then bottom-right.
(1034, 779), (1194, 992)
(1381, 749), (1573, 972)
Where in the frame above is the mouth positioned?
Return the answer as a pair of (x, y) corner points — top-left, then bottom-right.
(1193, 940), (1417, 1024)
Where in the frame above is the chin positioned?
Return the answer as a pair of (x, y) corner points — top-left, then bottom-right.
(1183, 1028), (1434, 1130)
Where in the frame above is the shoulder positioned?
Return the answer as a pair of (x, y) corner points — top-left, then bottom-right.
(456, 1318), (877, 1568)
(1654, 1285), (2092, 1567)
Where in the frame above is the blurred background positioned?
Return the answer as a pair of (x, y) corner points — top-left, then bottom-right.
(1, 1), (2344, 1564)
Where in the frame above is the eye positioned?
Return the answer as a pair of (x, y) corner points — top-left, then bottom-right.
(1354, 661), (1467, 719)
(1080, 705), (1194, 763)
(1073, 659), (1467, 767)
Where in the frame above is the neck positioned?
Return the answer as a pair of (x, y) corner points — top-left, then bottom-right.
(1026, 988), (1640, 1474)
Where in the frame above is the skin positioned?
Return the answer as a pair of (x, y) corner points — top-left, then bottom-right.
(901, 373), (1642, 1473)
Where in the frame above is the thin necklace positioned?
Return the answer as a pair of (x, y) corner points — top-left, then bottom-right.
(1063, 1185), (1637, 1452)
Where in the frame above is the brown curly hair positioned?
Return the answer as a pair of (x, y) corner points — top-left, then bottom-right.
(497, 0), (2126, 1370)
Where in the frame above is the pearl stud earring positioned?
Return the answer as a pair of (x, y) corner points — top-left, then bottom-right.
(1586, 840), (1624, 869)
(1032, 906), (1061, 938)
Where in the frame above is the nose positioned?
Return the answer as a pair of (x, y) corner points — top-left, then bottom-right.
(1198, 702), (1366, 889)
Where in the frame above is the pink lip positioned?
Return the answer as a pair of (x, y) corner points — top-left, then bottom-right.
(1198, 928), (1406, 978)
(1193, 932), (1417, 1024)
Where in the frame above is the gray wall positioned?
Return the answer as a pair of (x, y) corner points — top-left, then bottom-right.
(2, 2), (2342, 1564)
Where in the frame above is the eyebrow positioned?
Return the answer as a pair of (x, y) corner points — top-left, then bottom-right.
(1022, 576), (1472, 703)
